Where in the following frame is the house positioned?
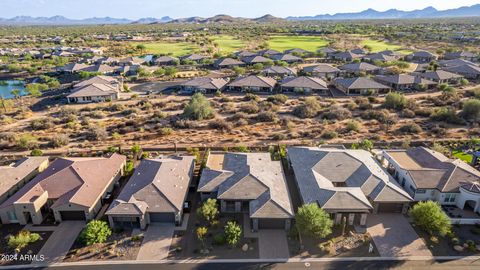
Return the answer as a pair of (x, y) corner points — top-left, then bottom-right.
(0, 154), (126, 225)
(331, 51), (364, 62)
(302, 64), (341, 79)
(280, 76), (329, 95)
(261, 66), (296, 78)
(180, 54), (208, 64)
(60, 63), (89, 73)
(226, 75), (277, 92)
(417, 70), (464, 84)
(241, 55), (271, 65)
(213, 58), (245, 68)
(154, 56), (179, 66)
(0, 157), (49, 205)
(284, 48), (310, 55)
(351, 48), (367, 55)
(382, 147), (480, 223)
(443, 64), (480, 80)
(444, 51), (478, 62)
(333, 77), (390, 95)
(258, 49), (282, 57)
(270, 53), (303, 63)
(405, 51), (437, 63)
(363, 53), (400, 63)
(67, 83), (119, 103)
(198, 152), (294, 231)
(317, 47), (337, 57)
(106, 156), (194, 229)
(339, 62), (382, 75)
(118, 57), (145, 66)
(438, 58), (476, 68)
(287, 147), (412, 227)
(180, 77), (228, 94)
(374, 74), (437, 91)
(234, 51), (256, 58)
(73, 75), (122, 90)
(82, 64), (117, 75)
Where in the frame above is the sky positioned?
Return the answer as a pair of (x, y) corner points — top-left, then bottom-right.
(1, 0), (480, 19)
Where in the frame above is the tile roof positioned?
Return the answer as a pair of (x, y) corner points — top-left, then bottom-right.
(214, 58), (244, 67)
(262, 66), (297, 75)
(67, 83), (118, 98)
(0, 154), (126, 209)
(198, 152), (293, 219)
(107, 156), (194, 215)
(419, 70), (464, 80)
(181, 77), (228, 90)
(303, 64), (340, 73)
(228, 75), (277, 88)
(280, 76), (328, 90)
(339, 62), (381, 72)
(0, 157), (49, 198)
(334, 77), (390, 90)
(374, 74), (437, 85)
(288, 147), (412, 211)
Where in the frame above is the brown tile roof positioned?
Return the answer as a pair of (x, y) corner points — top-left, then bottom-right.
(0, 157), (49, 198)
(1, 154), (126, 209)
(281, 76), (328, 90)
(228, 75), (277, 88)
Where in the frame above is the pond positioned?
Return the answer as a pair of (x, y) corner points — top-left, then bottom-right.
(0, 80), (27, 99)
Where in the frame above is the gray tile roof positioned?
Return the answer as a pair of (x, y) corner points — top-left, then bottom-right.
(0, 157), (49, 198)
(339, 62), (381, 72)
(384, 147), (480, 192)
(288, 147), (412, 212)
(228, 75), (277, 88)
(334, 77), (390, 90)
(408, 51), (436, 58)
(198, 152), (293, 219)
(438, 59), (476, 67)
(444, 64), (480, 76)
(262, 66), (296, 76)
(154, 56), (178, 64)
(214, 58), (244, 67)
(303, 64), (340, 74)
(67, 83), (118, 98)
(270, 53), (302, 62)
(241, 55), (271, 64)
(107, 156), (194, 216)
(280, 76), (328, 90)
(374, 74), (437, 85)
(419, 70), (463, 80)
(181, 77), (228, 90)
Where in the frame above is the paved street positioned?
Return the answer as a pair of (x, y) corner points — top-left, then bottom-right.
(136, 223), (175, 260)
(367, 214), (432, 257)
(258, 230), (289, 259)
(34, 221), (85, 263)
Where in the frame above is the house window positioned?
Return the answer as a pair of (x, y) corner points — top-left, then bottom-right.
(416, 189), (426, 194)
(7, 211), (17, 222)
(444, 194), (456, 203)
(409, 185), (415, 193)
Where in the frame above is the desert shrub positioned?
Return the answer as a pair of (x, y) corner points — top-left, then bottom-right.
(256, 111), (278, 122)
(8, 230), (41, 251)
(108, 103), (125, 112)
(171, 118), (200, 129)
(239, 101), (260, 114)
(0, 132), (16, 143)
(461, 99), (480, 122)
(30, 117), (54, 130)
(293, 97), (321, 118)
(409, 201), (451, 236)
(345, 120), (360, 132)
(86, 126), (108, 141)
(398, 122), (422, 134)
(322, 106), (352, 120)
(414, 107), (433, 117)
(122, 108), (141, 116)
(271, 133), (287, 140)
(16, 134), (39, 150)
(89, 110), (106, 119)
(402, 109), (416, 118)
(213, 233), (226, 245)
(354, 97), (373, 110)
(50, 134), (69, 148)
(321, 130), (338, 140)
(430, 107), (464, 125)
(244, 93), (260, 102)
(384, 92), (407, 110)
(267, 94), (288, 105)
(158, 127), (173, 136)
(208, 119), (233, 131)
(81, 220), (112, 246)
(30, 149), (43, 156)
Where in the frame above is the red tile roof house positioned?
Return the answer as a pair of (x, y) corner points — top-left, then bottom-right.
(0, 157), (49, 206)
(106, 156), (195, 230)
(198, 152), (294, 231)
(0, 154), (126, 225)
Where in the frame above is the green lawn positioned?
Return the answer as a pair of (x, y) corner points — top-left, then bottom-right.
(133, 42), (198, 57)
(211, 35), (247, 54)
(360, 39), (412, 54)
(267, 35), (329, 52)
(452, 150), (473, 164)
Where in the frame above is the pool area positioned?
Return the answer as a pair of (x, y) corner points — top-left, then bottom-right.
(0, 80), (27, 99)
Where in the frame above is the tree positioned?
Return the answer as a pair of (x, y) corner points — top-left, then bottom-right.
(183, 93), (215, 120)
(81, 220), (112, 246)
(196, 226), (208, 251)
(384, 92), (407, 110)
(224, 221), (242, 247)
(462, 99), (480, 122)
(0, 98), (14, 113)
(197, 198), (219, 225)
(136, 44), (147, 53)
(131, 144), (142, 160)
(409, 201), (451, 237)
(295, 203), (333, 239)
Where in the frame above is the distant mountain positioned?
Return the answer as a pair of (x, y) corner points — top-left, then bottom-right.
(0, 16), (132, 25)
(168, 14), (284, 24)
(253, 14), (284, 23)
(131, 16), (173, 24)
(287, 4), (480, 20)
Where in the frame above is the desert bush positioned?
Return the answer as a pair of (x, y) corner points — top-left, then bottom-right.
(50, 134), (69, 148)
(321, 130), (338, 140)
(158, 127), (173, 136)
(8, 230), (41, 251)
(30, 117), (54, 130)
(322, 106), (352, 120)
(183, 93), (215, 120)
(461, 99), (480, 122)
(398, 122), (422, 134)
(239, 101), (260, 114)
(244, 93), (260, 102)
(16, 134), (39, 150)
(86, 126), (108, 141)
(345, 120), (360, 132)
(89, 110), (106, 119)
(293, 97), (321, 118)
(430, 107), (465, 125)
(208, 119), (233, 131)
(384, 92), (407, 110)
(401, 109), (416, 118)
(81, 220), (112, 246)
(267, 94), (288, 105)
(256, 111), (278, 122)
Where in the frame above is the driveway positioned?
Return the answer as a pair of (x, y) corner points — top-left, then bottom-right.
(34, 221), (85, 263)
(137, 223), (175, 260)
(367, 214), (432, 257)
(258, 230), (289, 259)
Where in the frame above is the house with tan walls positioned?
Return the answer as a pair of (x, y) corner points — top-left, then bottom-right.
(0, 154), (126, 225)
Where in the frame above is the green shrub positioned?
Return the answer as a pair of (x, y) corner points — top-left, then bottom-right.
(183, 93), (215, 121)
(81, 220), (112, 246)
(213, 233), (226, 245)
(8, 230), (42, 251)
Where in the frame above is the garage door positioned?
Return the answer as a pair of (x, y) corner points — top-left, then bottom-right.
(59, 211), (86, 221)
(378, 203), (403, 213)
(149, 212), (175, 223)
(258, 219), (285, 229)
(113, 217), (140, 228)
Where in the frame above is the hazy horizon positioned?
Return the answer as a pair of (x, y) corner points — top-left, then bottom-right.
(1, 0), (480, 20)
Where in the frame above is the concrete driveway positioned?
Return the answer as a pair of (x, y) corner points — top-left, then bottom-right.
(34, 221), (85, 263)
(367, 214), (432, 257)
(137, 223), (175, 260)
(258, 230), (289, 259)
